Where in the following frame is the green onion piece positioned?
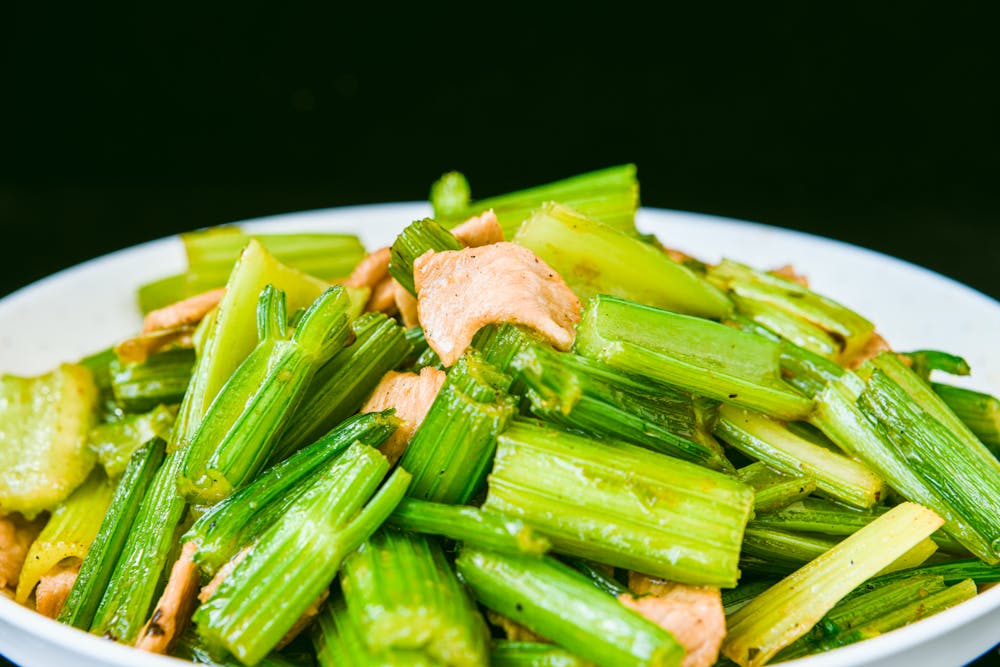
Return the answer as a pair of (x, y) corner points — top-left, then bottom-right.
(386, 498), (551, 557)
(491, 640), (593, 667)
(722, 502), (944, 667)
(0, 363), (99, 518)
(901, 349), (972, 380)
(109, 348), (195, 413)
(194, 443), (410, 665)
(88, 404), (175, 479)
(575, 295), (813, 420)
(399, 352), (517, 504)
(341, 530), (490, 666)
(456, 547), (685, 667)
(275, 312), (412, 459)
(511, 343), (731, 472)
(187, 410), (400, 575)
(932, 382), (1000, 456)
(513, 202), (731, 319)
(483, 419), (754, 587)
(736, 463), (816, 513)
(432, 164), (640, 238)
(59, 439), (166, 630)
(388, 218), (463, 296)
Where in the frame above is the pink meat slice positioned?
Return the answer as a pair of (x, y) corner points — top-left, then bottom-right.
(451, 209), (504, 247)
(361, 367), (447, 464)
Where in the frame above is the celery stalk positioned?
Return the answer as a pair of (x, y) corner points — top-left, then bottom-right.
(491, 640), (592, 667)
(736, 463), (816, 513)
(388, 217), (463, 296)
(932, 382), (1000, 456)
(109, 348), (195, 413)
(88, 404), (175, 478)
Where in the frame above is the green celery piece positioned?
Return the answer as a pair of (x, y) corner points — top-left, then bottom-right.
(491, 640), (593, 667)
(932, 382), (1000, 455)
(562, 557), (629, 596)
(399, 352), (517, 504)
(175, 628), (307, 667)
(341, 530), (490, 666)
(735, 463), (816, 513)
(429, 171), (471, 218)
(312, 596), (436, 667)
(180, 285), (354, 504)
(175, 238), (328, 451)
(474, 323), (541, 373)
(137, 273), (187, 314)
(575, 295), (813, 420)
(902, 349), (971, 381)
(88, 404), (175, 478)
(708, 259), (875, 363)
(728, 293), (842, 359)
(60, 439), (166, 630)
(79, 347), (123, 423)
(456, 547), (684, 667)
(716, 405), (885, 509)
(276, 312), (412, 458)
(865, 557), (1000, 587)
(388, 217), (464, 296)
(187, 410), (400, 575)
(483, 419), (754, 587)
(386, 498), (551, 557)
(513, 202), (732, 319)
(15, 469), (115, 604)
(431, 164), (640, 237)
(194, 444), (410, 665)
(722, 502), (944, 667)
(0, 363), (99, 517)
(740, 526), (840, 577)
(722, 580), (777, 617)
(109, 347), (195, 413)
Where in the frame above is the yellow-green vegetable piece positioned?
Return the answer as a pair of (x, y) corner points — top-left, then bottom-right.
(0, 363), (99, 517)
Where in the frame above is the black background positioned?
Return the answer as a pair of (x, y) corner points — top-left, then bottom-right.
(1, 2), (999, 665)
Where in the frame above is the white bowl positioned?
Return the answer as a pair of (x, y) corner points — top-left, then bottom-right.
(0, 203), (997, 666)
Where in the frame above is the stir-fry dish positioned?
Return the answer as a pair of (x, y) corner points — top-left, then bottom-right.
(1, 166), (999, 667)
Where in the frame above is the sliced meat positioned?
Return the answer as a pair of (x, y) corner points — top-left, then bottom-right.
(115, 327), (196, 364)
(198, 546), (250, 603)
(394, 279), (420, 328)
(618, 572), (725, 667)
(452, 209), (504, 247)
(769, 264), (810, 288)
(486, 609), (548, 643)
(142, 288), (225, 334)
(413, 243), (582, 367)
(135, 541), (200, 654)
(361, 367), (446, 464)
(344, 247), (391, 290)
(844, 331), (892, 370)
(0, 515), (43, 592)
(35, 559), (80, 618)
(367, 276), (400, 316)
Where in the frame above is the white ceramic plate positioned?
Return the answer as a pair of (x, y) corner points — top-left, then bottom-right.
(0, 203), (997, 667)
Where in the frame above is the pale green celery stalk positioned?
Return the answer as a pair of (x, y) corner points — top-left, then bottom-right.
(187, 411), (400, 575)
(865, 557), (1000, 587)
(575, 295), (813, 420)
(312, 595), (438, 667)
(722, 580), (777, 617)
(387, 499), (551, 557)
(79, 347), (117, 416)
(137, 274), (188, 314)
(513, 202), (731, 319)
(399, 352), (517, 504)
(458, 547), (684, 667)
(491, 640), (593, 667)
(194, 443), (410, 665)
(483, 419), (754, 587)
(109, 348), (196, 413)
(736, 462), (816, 513)
(430, 171), (471, 218)
(474, 323), (544, 373)
(388, 218), (463, 296)
(15, 469), (115, 604)
(180, 286), (353, 504)
(707, 259), (875, 363)
(275, 312), (412, 459)
(511, 342), (731, 471)
(59, 439), (166, 630)
(341, 530), (490, 666)
(739, 527), (840, 577)
(721, 502), (944, 667)
(716, 405), (885, 509)
(562, 557), (629, 596)
(431, 164), (640, 237)
(932, 382), (1000, 456)
(0, 363), (99, 518)
(88, 404), (175, 478)
(175, 628), (306, 667)
(901, 349), (971, 381)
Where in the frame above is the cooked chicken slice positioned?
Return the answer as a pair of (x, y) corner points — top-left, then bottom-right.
(142, 288), (225, 334)
(135, 541), (200, 654)
(618, 572), (725, 667)
(344, 247), (392, 290)
(115, 326), (196, 364)
(844, 331), (892, 370)
(413, 243), (582, 367)
(394, 279), (420, 328)
(769, 264), (810, 288)
(0, 514), (43, 592)
(198, 546), (250, 604)
(486, 609), (548, 643)
(367, 276), (400, 316)
(361, 367), (446, 464)
(35, 559), (80, 618)
(452, 209), (504, 247)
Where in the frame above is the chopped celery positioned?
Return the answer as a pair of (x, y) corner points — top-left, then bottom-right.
(575, 295), (813, 420)
(386, 498), (551, 557)
(88, 404), (175, 478)
(932, 382), (1000, 455)
(109, 347), (195, 413)
(716, 405), (885, 509)
(562, 557), (629, 596)
(456, 547), (684, 667)
(866, 557), (1000, 587)
(429, 171), (471, 219)
(902, 349), (971, 380)
(513, 202), (731, 319)
(59, 438), (166, 630)
(739, 526), (840, 577)
(491, 640), (592, 667)
(722, 580), (777, 617)
(736, 463), (816, 513)
(0, 363), (99, 517)
(483, 420), (754, 587)
(340, 530), (490, 666)
(388, 218), (463, 296)
(312, 595), (434, 667)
